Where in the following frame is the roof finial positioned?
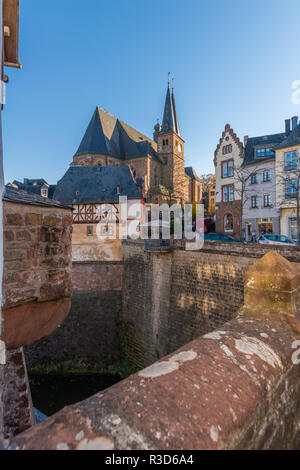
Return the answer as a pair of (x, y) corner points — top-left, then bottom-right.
(172, 78), (174, 93)
(168, 72), (170, 88)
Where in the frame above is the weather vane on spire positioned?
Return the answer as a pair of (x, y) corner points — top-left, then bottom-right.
(168, 72), (170, 87)
(172, 78), (174, 92)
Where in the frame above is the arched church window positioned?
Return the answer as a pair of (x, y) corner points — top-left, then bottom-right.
(224, 214), (234, 232)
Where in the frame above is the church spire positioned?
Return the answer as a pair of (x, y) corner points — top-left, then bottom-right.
(171, 78), (180, 136)
(161, 74), (180, 136)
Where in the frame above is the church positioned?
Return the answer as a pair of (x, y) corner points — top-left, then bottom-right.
(71, 78), (202, 205)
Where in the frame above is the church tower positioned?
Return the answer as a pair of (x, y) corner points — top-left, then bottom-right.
(156, 76), (186, 203)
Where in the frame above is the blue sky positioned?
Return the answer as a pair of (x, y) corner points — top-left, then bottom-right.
(3, 0), (300, 184)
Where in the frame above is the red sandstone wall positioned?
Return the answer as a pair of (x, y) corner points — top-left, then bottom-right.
(2, 201), (73, 350)
(3, 201), (72, 308)
(3, 348), (34, 438)
(72, 262), (122, 292)
(122, 240), (300, 369)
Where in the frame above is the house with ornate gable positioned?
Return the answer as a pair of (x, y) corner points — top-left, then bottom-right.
(214, 124), (243, 239)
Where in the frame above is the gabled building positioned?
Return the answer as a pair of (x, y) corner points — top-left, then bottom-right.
(242, 131), (286, 240)
(71, 80), (201, 205)
(214, 124), (243, 239)
(274, 116), (300, 242)
(9, 178), (56, 199)
(54, 165), (144, 261)
(184, 167), (202, 203)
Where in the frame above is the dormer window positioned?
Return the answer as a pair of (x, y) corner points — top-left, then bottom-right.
(117, 185), (121, 194)
(41, 188), (48, 198)
(255, 148), (274, 158)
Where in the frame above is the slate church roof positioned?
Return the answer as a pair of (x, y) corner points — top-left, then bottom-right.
(185, 167), (200, 181)
(53, 166), (143, 205)
(75, 107), (161, 162)
(161, 82), (180, 136)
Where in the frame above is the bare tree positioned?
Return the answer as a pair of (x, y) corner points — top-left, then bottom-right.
(198, 174), (215, 213)
(233, 165), (269, 240)
(149, 164), (186, 206)
(276, 152), (300, 244)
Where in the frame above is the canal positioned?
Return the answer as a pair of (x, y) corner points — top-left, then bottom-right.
(29, 373), (121, 417)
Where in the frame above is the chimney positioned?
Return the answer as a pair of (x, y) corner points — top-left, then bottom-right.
(292, 116), (298, 131)
(285, 119), (291, 135)
(244, 135), (248, 146)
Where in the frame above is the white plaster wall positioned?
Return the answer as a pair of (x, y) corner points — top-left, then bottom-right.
(242, 161), (279, 221)
(215, 130), (243, 204)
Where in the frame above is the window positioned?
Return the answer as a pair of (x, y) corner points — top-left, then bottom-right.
(285, 152), (298, 171)
(285, 179), (298, 199)
(163, 139), (169, 146)
(251, 174), (258, 184)
(223, 186), (228, 202)
(223, 145), (232, 154)
(264, 195), (271, 207)
(263, 171), (271, 182)
(87, 226), (93, 236)
(222, 160), (233, 178)
(256, 148), (274, 158)
(229, 185), (234, 201)
(251, 196), (258, 208)
(41, 189), (48, 198)
(224, 214), (233, 232)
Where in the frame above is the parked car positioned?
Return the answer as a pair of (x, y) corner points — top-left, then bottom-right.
(204, 233), (240, 243)
(258, 234), (296, 246)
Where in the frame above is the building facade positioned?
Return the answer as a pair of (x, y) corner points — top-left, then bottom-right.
(71, 80), (201, 205)
(242, 133), (285, 241)
(275, 116), (300, 242)
(214, 124), (243, 239)
(54, 165), (144, 261)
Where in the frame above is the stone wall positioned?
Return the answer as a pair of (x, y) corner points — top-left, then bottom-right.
(9, 251), (300, 450)
(122, 240), (300, 369)
(25, 261), (123, 372)
(1, 200), (73, 350)
(0, 364), (4, 441)
(3, 348), (34, 439)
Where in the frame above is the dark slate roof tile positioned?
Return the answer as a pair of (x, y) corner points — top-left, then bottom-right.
(185, 166), (200, 181)
(243, 132), (286, 167)
(74, 107), (162, 162)
(53, 166), (143, 205)
(3, 186), (72, 210)
(274, 124), (300, 149)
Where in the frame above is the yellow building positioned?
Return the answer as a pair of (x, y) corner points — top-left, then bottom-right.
(275, 116), (300, 241)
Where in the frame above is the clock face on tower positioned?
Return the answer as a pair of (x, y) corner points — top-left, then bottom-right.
(178, 143), (182, 153)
